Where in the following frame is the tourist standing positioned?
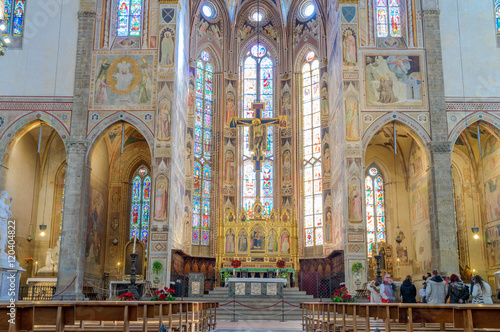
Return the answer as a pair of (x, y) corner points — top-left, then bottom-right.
(446, 274), (469, 303)
(400, 275), (417, 303)
(380, 274), (397, 303)
(426, 269), (447, 304)
(420, 273), (431, 303)
(367, 280), (382, 303)
(471, 275), (493, 304)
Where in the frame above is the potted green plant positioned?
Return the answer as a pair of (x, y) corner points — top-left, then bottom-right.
(222, 271), (233, 286)
(152, 261), (163, 284)
(352, 262), (364, 289)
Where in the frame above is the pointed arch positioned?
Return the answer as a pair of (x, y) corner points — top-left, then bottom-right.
(448, 112), (500, 146)
(86, 112), (154, 160)
(362, 113), (431, 153)
(0, 115), (69, 165)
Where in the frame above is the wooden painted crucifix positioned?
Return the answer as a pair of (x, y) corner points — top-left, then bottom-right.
(229, 102), (287, 172)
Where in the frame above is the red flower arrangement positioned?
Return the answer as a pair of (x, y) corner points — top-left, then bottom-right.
(119, 293), (135, 301)
(24, 257), (33, 263)
(276, 259), (286, 269)
(231, 259), (242, 268)
(151, 287), (176, 301)
(331, 287), (355, 303)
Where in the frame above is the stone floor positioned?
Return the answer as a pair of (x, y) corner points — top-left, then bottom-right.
(215, 321), (303, 331)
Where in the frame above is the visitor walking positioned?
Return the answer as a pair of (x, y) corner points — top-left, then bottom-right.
(471, 275), (493, 304)
(367, 280), (382, 303)
(380, 274), (397, 303)
(400, 275), (417, 303)
(446, 274), (469, 303)
(426, 269), (447, 304)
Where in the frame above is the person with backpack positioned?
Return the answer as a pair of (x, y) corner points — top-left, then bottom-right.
(446, 274), (469, 303)
(380, 274), (397, 303)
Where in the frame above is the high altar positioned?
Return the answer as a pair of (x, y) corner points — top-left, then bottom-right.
(217, 102), (298, 277)
(217, 197), (298, 277)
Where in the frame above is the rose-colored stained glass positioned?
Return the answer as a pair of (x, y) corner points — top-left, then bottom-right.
(306, 229), (314, 247)
(315, 228), (323, 245)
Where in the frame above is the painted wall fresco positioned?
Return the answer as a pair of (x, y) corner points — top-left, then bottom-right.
(86, 187), (106, 276)
(410, 176), (429, 226)
(485, 221), (500, 269)
(89, 52), (157, 110)
(365, 55), (423, 107)
(482, 136), (500, 223)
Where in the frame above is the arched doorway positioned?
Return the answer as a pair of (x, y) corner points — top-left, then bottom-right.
(84, 122), (152, 294)
(2, 121), (66, 287)
(364, 121), (431, 280)
(452, 121), (500, 285)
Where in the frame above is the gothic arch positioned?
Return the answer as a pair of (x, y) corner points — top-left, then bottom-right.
(194, 44), (223, 73)
(448, 112), (500, 146)
(0, 117), (68, 167)
(239, 34), (279, 65)
(294, 44), (320, 73)
(86, 112), (154, 160)
(362, 113), (431, 153)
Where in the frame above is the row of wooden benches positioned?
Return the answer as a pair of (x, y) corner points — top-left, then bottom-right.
(0, 301), (219, 332)
(301, 302), (500, 332)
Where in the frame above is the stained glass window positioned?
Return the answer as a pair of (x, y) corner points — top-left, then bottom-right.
(193, 52), (213, 246)
(130, 167), (150, 249)
(376, 0), (400, 38)
(496, 0), (500, 36)
(365, 167), (386, 256)
(117, 0), (142, 37)
(2, 0), (25, 37)
(303, 54), (323, 247)
(242, 45), (274, 218)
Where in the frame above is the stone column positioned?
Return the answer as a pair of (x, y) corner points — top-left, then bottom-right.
(55, 141), (90, 300)
(422, 6), (459, 275)
(55, 9), (95, 299)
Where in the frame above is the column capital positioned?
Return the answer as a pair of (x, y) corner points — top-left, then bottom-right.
(78, 11), (96, 19)
(428, 141), (452, 154)
(66, 140), (89, 154)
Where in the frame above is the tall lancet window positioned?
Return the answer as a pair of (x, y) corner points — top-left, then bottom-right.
(117, 0), (142, 37)
(376, 0), (401, 38)
(130, 167), (151, 246)
(241, 45), (274, 217)
(302, 52), (323, 247)
(192, 51), (213, 246)
(365, 167), (386, 256)
(2, 0), (26, 37)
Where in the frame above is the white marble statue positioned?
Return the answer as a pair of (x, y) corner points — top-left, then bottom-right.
(38, 240), (60, 274)
(0, 191), (12, 260)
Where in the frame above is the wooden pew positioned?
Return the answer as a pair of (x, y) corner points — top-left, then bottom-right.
(357, 303), (380, 332)
(136, 301), (217, 332)
(31, 302), (75, 332)
(73, 301), (138, 332)
(453, 304), (500, 332)
(399, 303), (455, 332)
(0, 303), (34, 332)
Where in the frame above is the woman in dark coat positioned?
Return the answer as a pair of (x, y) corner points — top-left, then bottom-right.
(446, 274), (469, 303)
(400, 275), (417, 303)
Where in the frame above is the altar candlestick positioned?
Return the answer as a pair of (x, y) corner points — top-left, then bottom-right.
(133, 235), (137, 253)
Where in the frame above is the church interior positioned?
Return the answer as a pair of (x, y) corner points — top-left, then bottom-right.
(0, 0), (500, 309)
